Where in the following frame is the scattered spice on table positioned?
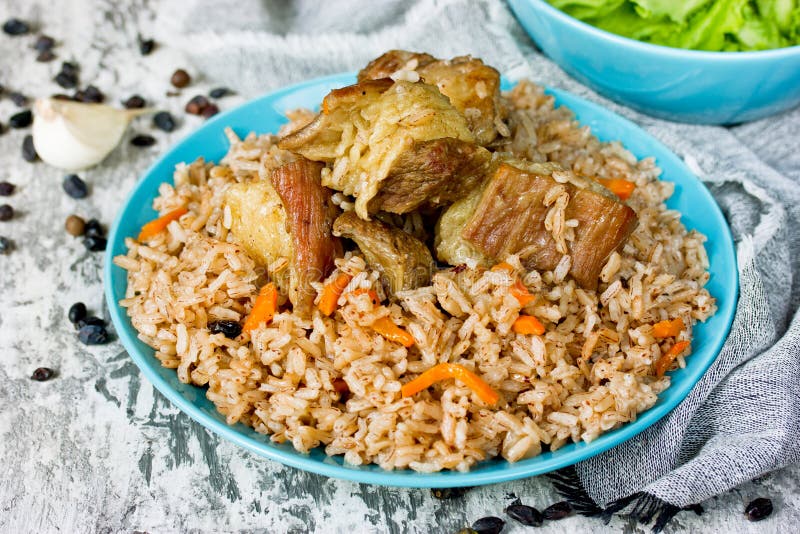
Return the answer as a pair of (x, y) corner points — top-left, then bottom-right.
(62, 174), (88, 199)
(170, 68), (191, 88)
(78, 324), (108, 345)
(9, 109), (32, 129)
(0, 181), (15, 196)
(82, 235), (106, 252)
(185, 95), (209, 115)
(744, 498), (773, 521)
(21, 134), (37, 162)
(131, 134), (156, 147)
(2, 18), (30, 36)
(200, 103), (219, 119)
(80, 219), (106, 252)
(542, 501), (573, 520)
(9, 92), (28, 107)
(209, 87), (233, 98)
(0, 235), (12, 254)
(431, 487), (472, 499)
(504, 503), (543, 526)
(68, 302), (87, 324)
(34, 34), (55, 52)
(65, 214), (86, 236)
(138, 35), (155, 56)
(74, 85), (104, 103)
(54, 61), (79, 89)
(0, 204), (14, 221)
(153, 111), (176, 132)
(84, 218), (103, 238)
(470, 516), (504, 534)
(78, 316), (105, 329)
(31, 367), (55, 381)
(36, 50), (55, 62)
(123, 95), (146, 109)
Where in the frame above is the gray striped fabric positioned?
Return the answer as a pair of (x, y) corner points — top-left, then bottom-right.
(173, 0), (800, 514)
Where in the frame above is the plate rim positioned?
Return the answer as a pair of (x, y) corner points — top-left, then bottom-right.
(104, 72), (738, 488)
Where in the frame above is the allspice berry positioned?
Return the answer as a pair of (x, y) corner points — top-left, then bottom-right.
(170, 69), (191, 88)
(65, 214), (86, 236)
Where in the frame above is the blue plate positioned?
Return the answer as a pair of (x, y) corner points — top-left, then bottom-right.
(104, 73), (738, 488)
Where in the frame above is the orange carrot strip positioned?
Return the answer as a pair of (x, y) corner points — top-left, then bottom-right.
(372, 316), (415, 348)
(242, 283), (278, 334)
(491, 262), (514, 273)
(492, 262), (535, 306)
(597, 178), (636, 201)
(401, 363), (500, 405)
(318, 273), (352, 316)
(653, 317), (685, 339)
(513, 315), (545, 335)
(137, 207), (188, 242)
(349, 288), (381, 307)
(343, 289), (411, 346)
(655, 340), (691, 377)
(511, 280), (536, 307)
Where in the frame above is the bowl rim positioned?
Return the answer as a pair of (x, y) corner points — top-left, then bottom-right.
(104, 71), (739, 488)
(524, 0), (800, 59)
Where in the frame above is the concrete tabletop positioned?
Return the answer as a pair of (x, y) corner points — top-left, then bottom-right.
(0, 1), (798, 532)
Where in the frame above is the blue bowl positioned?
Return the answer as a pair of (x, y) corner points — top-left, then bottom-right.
(508, 0), (800, 124)
(105, 73), (738, 487)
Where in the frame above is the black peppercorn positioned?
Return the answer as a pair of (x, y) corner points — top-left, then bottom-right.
(31, 367), (55, 381)
(505, 503), (543, 526)
(0, 204), (14, 221)
(542, 501), (573, 520)
(470, 517), (504, 534)
(78, 324), (108, 345)
(131, 134), (156, 147)
(63, 174), (88, 199)
(2, 18), (30, 36)
(744, 498), (773, 522)
(208, 320), (243, 339)
(123, 95), (146, 109)
(82, 235), (107, 252)
(22, 135), (37, 162)
(153, 111), (177, 132)
(9, 109), (33, 129)
(68, 302), (87, 324)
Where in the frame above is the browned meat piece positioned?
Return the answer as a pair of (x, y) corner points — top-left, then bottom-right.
(368, 137), (491, 214)
(418, 57), (504, 146)
(333, 211), (434, 296)
(279, 78), (394, 162)
(279, 78), (484, 219)
(358, 50), (436, 81)
(358, 51), (505, 146)
(271, 159), (343, 317)
(440, 161), (637, 290)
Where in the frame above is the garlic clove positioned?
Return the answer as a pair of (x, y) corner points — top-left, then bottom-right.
(32, 98), (150, 171)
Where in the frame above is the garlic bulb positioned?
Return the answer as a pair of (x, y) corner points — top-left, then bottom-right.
(32, 98), (149, 170)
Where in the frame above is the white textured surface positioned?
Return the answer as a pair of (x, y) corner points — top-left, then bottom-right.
(0, 1), (798, 532)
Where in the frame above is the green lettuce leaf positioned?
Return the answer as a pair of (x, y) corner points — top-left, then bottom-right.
(547, 0), (627, 20)
(630, 0), (713, 24)
(546, 0), (800, 51)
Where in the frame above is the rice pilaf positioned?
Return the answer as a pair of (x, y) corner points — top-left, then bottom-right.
(114, 79), (716, 472)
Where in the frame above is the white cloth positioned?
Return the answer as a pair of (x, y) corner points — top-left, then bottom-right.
(159, 0), (800, 523)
